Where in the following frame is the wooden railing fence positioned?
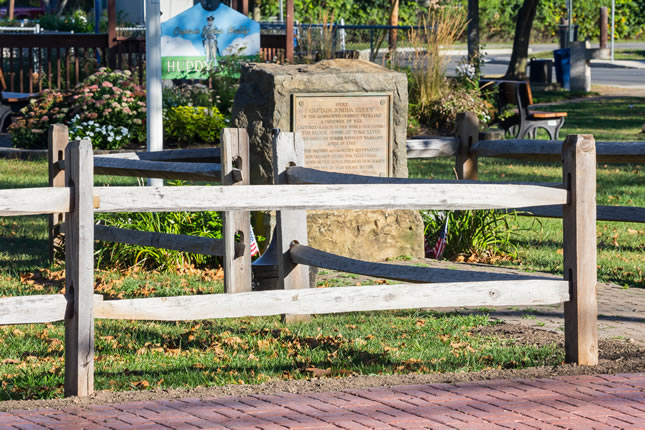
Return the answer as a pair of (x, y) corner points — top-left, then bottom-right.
(0, 125), (599, 397)
(47, 125), (251, 298)
(0, 34), (145, 92)
(1, 32), (287, 93)
(407, 112), (645, 224)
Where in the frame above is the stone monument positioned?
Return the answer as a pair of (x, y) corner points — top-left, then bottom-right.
(232, 59), (424, 261)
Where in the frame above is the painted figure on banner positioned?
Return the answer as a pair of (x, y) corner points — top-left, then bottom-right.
(161, 0), (259, 79)
(202, 16), (219, 66)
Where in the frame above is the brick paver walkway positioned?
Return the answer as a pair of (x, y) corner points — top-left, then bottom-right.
(2, 373), (645, 429)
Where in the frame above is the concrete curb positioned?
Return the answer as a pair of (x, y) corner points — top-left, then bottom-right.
(590, 59), (645, 69)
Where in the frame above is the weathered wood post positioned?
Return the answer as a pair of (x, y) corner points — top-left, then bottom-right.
(64, 138), (95, 397)
(562, 134), (598, 366)
(273, 131), (310, 322)
(48, 124), (68, 262)
(599, 7), (608, 49)
(221, 128), (252, 294)
(455, 112), (479, 180)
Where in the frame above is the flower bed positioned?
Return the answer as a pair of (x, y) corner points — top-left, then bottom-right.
(9, 69), (146, 150)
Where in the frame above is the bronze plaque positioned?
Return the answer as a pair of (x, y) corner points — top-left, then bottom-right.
(292, 93), (392, 177)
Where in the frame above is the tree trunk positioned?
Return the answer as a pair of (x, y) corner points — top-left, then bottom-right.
(467, 0), (479, 63)
(505, 0), (539, 80)
(388, 0), (399, 58)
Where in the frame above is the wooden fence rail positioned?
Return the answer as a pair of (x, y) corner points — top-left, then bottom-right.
(406, 113), (645, 224)
(0, 126), (599, 397)
(47, 125), (252, 298)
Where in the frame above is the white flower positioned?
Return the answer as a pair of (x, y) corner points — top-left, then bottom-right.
(457, 63), (476, 80)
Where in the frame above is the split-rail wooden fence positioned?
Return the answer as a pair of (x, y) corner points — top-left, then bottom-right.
(0, 124), (598, 397)
(407, 112), (645, 224)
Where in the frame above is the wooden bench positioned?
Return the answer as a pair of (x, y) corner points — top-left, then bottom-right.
(495, 81), (567, 140)
(0, 68), (36, 132)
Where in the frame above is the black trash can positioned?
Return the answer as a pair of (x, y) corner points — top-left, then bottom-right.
(529, 58), (553, 84)
(558, 24), (578, 49)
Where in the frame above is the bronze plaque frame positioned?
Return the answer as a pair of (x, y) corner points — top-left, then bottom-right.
(291, 92), (394, 177)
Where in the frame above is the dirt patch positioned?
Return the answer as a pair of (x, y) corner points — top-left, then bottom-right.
(592, 85), (645, 97)
(1, 322), (643, 412)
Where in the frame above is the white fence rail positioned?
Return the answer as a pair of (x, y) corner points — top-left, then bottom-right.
(0, 124), (600, 397)
(406, 113), (645, 224)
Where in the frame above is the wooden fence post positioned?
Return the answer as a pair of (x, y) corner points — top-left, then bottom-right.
(64, 139), (95, 397)
(562, 134), (598, 366)
(455, 112), (479, 180)
(221, 128), (252, 294)
(48, 124), (68, 262)
(285, 0), (294, 62)
(273, 132), (309, 322)
(107, 0), (117, 68)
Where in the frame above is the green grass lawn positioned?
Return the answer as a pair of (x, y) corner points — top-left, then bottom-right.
(0, 95), (643, 399)
(0, 159), (565, 400)
(409, 157), (644, 288)
(535, 96), (645, 141)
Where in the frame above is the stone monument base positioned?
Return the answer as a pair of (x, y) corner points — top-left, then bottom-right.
(233, 59), (425, 261)
(308, 210), (424, 262)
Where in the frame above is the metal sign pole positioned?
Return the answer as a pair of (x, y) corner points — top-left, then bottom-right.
(146, 0), (163, 186)
(610, 0), (615, 62)
(567, 0), (574, 45)
(94, 0), (101, 33)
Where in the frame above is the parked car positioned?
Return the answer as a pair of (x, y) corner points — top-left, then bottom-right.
(0, 0), (46, 20)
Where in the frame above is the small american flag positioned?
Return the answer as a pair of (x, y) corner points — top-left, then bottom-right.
(249, 224), (259, 257)
(429, 218), (449, 259)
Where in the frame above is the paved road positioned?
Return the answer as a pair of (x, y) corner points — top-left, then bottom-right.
(444, 41), (645, 88)
(476, 56), (645, 88)
(2, 374), (645, 429)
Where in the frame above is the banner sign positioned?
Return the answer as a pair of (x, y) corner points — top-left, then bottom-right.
(160, 1), (260, 79)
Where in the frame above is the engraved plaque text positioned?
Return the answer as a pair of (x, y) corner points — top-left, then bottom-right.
(292, 94), (391, 177)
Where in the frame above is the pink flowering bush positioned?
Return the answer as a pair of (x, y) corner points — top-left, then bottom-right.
(9, 68), (146, 150)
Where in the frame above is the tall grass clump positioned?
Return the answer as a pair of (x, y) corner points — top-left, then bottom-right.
(296, 10), (336, 61)
(408, 6), (467, 108)
(94, 210), (223, 271)
(94, 182), (223, 271)
(422, 210), (517, 262)
(407, 7), (492, 132)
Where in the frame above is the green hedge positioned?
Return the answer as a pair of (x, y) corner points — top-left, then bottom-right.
(259, 0), (645, 41)
(481, 0), (645, 41)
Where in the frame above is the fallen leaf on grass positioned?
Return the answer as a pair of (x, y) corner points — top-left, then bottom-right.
(2, 358), (21, 364)
(305, 367), (332, 377)
(131, 380), (150, 389)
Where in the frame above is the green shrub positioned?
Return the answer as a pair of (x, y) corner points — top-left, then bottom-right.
(207, 56), (247, 117)
(416, 83), (493, 132)
(162, 56), (244, 119)
(164, 106), (227, 146)
(163, 83), (215, 109)
(260, 0), (425, 25)
(9, 68), (146, 150)
(479, 0), (645, 41)
(95, 209), (223, 272)
(39, 10), (93, 33)
(258, 0), (645, 42)
(422, 210), (517, 260)
(7, 89), (65, 149)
